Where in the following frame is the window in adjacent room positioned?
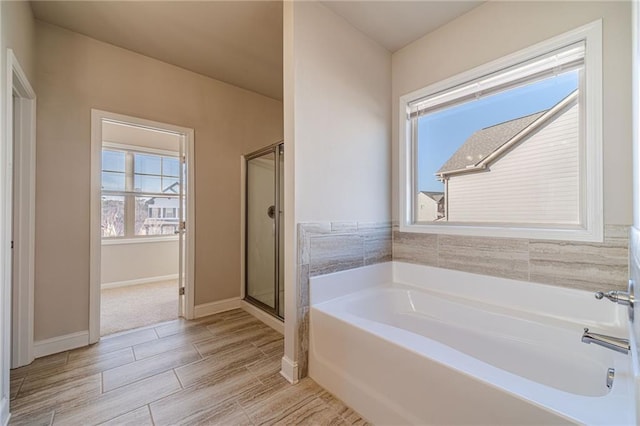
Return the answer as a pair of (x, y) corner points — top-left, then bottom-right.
(101, 147), (181, 238)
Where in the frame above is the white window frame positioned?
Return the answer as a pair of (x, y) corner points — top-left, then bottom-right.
(100, 142), (181, 242)
(398, 20), (603, 242)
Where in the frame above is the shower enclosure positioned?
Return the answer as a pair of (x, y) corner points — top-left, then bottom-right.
(244, 142), (284, 319)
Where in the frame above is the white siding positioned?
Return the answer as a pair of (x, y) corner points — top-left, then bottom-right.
(417, 193), (439, 221)
(447, 104), (579, 224)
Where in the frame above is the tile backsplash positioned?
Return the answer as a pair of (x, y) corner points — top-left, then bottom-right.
(393, 225), (629, 293)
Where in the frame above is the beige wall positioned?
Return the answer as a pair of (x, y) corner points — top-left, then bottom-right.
(392, 1), (632, 226)
(35, 22), (283, 340)
(2, 1), (36, 84)
(101, 240), (178, 285)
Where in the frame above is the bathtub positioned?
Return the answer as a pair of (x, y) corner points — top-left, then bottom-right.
(308, 262), (636, 425)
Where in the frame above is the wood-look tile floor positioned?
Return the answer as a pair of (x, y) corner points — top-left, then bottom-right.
(9, 309), (367, 426)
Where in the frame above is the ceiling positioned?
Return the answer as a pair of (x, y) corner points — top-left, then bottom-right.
(322, 1), (482, 52)
(30, 1), (284, 100)
(30, 1), (483, 102)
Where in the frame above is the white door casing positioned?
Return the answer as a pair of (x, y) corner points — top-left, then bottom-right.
(89, 110), (195, 344)
(7, 49), (36, 369)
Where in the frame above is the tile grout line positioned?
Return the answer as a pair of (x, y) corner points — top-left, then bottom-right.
(234, 399), (257, 426)
(172, 367), (186, 390)
(147, 404), (156, 426)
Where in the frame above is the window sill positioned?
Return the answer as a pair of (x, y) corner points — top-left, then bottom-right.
(102, 236), (179, 245)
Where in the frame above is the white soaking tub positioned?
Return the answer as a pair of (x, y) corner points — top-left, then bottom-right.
(308, 262), (636, 425)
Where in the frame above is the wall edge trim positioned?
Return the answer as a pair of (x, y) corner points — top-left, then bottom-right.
(280, 355), (298, 384)
(34, 331), (89, 358)
(241, 300), (284, 334)
(101, 274), (179, 290)
(193, 297), (241, 318)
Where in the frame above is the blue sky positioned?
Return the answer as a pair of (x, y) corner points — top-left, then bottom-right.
(417, 71), (579, 192)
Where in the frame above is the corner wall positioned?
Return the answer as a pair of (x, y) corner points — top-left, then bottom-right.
(391, 1), (632, 292)
(284, 1), (392, 380)
(1, 1), (36, 422)
(34, 22), (283, 341)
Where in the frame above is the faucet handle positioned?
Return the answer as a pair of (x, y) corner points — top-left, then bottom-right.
(594, 290), (634, 307)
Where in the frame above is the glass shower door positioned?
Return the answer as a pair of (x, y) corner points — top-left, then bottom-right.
(245, 143), (283, 318)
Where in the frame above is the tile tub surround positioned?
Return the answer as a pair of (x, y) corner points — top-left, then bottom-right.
(393, 224), (629, 293)
(296, 222), (392, 379)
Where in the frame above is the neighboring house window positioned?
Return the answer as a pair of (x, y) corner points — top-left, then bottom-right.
(101, 146), (181, 238)
(399, 21), (602, 241)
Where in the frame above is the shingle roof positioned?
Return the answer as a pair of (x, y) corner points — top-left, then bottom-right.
(436, 110), (547, 175)
(419, 191), (444, 202)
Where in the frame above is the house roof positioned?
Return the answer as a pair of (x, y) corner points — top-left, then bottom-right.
(419, 191), (444, 202)
(435, 89), (579, 177)
(436, 110), (546, 175)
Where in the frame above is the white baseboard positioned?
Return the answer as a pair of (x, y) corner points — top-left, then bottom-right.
(34, 331), (89, 358)
(101, 274), (179, 290)
(281, 355), (299, 384)
(194, 297), (241, 318)
(241, 301), (283, 334)
(1, 396), (9, 426)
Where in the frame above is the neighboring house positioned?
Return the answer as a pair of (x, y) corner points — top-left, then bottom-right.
(417, 191), (445, 221)
(436, 90), (579, 224)
(142, 182), (181, 235)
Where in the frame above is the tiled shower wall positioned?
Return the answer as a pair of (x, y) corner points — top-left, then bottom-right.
(394, 225), (629, 293)
(296, 222), (392, 378)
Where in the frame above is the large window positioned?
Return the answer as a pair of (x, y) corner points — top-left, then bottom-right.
(399, 21), (602, 241)
(101, 146), (182, 239)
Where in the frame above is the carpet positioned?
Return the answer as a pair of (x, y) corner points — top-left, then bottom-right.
(101, 280), (179, 336)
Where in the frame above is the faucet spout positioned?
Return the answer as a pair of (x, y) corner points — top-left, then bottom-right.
(581, 328), (629, 355)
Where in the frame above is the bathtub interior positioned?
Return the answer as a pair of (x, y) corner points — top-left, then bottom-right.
(308, 261), (637, 425)
(335, 286), (616, 397)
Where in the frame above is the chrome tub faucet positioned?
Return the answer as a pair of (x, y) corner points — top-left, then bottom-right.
(581, 328), (629, 355)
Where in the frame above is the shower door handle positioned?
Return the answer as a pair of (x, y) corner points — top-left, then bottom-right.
(267, 205), (275, 219)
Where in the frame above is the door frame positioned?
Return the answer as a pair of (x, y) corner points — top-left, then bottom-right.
(242, 142), (284, 320)
(5, 49), (36, 369)
(89, 110), (195, 343)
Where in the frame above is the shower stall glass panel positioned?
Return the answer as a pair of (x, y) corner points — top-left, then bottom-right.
(245, 143), (284, 319)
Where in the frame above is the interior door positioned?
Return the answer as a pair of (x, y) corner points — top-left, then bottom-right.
(246, 149), (277, 312)
(177, 135), (186, 317)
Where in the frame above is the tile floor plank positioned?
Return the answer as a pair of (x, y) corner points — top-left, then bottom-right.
(150, 370), (260, 425)
(9, 377), (24, 400)
(10, 352), (68, 380)
(19, 348), (135, 398)
(52, 370), (181, 425)
(243, 378), (324, 425)
(9, 374), (102, 426)
(68, 328), (157, 361)
(176, 344), (264, 389)
(102, 345), (201, 392)
(132, 326), (213, 360)
(99, 405), (154, 426)
(8, 309), (365, 426)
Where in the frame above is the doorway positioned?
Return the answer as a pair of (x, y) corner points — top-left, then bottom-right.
(244, 142), (284, 319)
(89, 111), (195, 342)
